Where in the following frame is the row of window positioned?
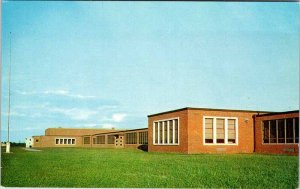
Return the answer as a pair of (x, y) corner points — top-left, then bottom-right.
(139, 131), (148, 144)
(107, 135), (115, 144)
(204, 117), (237, 144)
(56, 138), (76, 145)
(263, 118), (299, 144)
(56, 117), (300, 147)
(84, 132), (149, 145)
(153, 118), (179, 145)
(93, 136), (105, 144)
(126, 133), (137, 144)
(83, 137), (90, 144)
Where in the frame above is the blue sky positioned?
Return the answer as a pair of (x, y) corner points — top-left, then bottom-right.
(1, 2), (299, 142)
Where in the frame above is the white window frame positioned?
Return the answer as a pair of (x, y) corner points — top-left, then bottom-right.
(55, 138), (76, 145)
(153, 117), (180, 146)
(203, 116), (238, 145)
(262, 118), (299, 145)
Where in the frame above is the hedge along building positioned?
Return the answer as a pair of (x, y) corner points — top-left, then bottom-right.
(253, 110), (299, 155)
(148, 107), (272, 154)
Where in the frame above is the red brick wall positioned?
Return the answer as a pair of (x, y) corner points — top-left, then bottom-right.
(45, 128), (117, 136)
(148, 108), (259, 154)
(254, 112), (299, 155)
(148, 109), (189, 153)
(187, 109), (256, 154)
(33, 136), (83, 147)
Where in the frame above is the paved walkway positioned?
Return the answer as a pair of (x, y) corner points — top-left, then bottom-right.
(23, 148), (41, 152)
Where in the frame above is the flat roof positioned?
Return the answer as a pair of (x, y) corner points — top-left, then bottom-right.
(46, 128), (119, 130)
(148, 107), (273, 117)
(254, 110), (299, 117)
(83, 128), (148, 136)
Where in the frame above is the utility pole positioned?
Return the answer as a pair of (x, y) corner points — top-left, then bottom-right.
(6, 32), (12, 153)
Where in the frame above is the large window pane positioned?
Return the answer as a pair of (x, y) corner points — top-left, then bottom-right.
(228, 119), (236, 144)
(83, 137), (90, 144)
(174, 119), (179, 144)
(153, 118), (179, 145)
(286, 118), (294, 143)
(277, 119), (285, 143)
(205, 118), (213, 143)
(159, 122), (163, 144)
(263, 121), (269, 143)
(169, 120), (173, 144)
(107, 135), (115, 144)
(216, 119), (225, 143)
(154, 122), (158, 144)
(164, 121), (168, 144)
(269, 120), (277, 143)
(295, 118), (299, 143)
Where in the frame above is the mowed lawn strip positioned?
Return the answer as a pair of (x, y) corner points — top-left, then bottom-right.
(1, 147), (298, 188)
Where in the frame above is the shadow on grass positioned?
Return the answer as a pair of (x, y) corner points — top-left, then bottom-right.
(137, 145), (148, 152)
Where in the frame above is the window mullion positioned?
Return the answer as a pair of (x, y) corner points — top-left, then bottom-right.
(268, 121), (271, 144)
(213, 118), (217, 144)
(173, 120), (175, 145)
(158, 122), (160, 145)
(276, 120), (278, 144)
(167, 121), (170, 145)
(225, 118), (228, 144)
(284, 119), (286, 144)
(293, 118), (295, 143)
(162, 121), (165, 145)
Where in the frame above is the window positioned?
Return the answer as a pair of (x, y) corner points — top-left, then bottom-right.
(269, 120), (276, 143)
(138, 131), (148, 144)
(204, 117), (238, 145)
(126, 133), (137, 144)
(277, 119), (285, 143)
(263, 118), (299, 144)
(96, 136), (100, 144)
(228, 119), (236, 144)
(107, 135), (115, 144)
(286, 118), (294, 143)
(295, 118), (299, 143)
(216, 119), (225, 143)
(99, 136), (105, 144)
(263, 120), (269, 143)
(205, 118), (213, 143)
(169, 120), (173, 143)
(83, 137), (90, 144)
(93, 138), (96, 144)
(153, 118), (179, 145)
(35, 139), (39, 142)
(154, 122), (158, 144)
(55, 138), (76, 145)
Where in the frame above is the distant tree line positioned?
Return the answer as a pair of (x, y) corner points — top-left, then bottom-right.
(1, 142), (25, 147)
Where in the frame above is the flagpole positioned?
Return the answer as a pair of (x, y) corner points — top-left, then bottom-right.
(6, 32), (12, 153)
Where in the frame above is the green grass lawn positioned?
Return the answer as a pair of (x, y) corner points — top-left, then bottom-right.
(1, 147), (298, 188)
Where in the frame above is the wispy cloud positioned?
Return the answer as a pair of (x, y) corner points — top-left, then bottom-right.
(16, 89), (96, 99)
(49, 107), (98, 121)
(112, 113), (127, 122)
(1, 111), (26, 117)
(101, 123), (116, 129)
